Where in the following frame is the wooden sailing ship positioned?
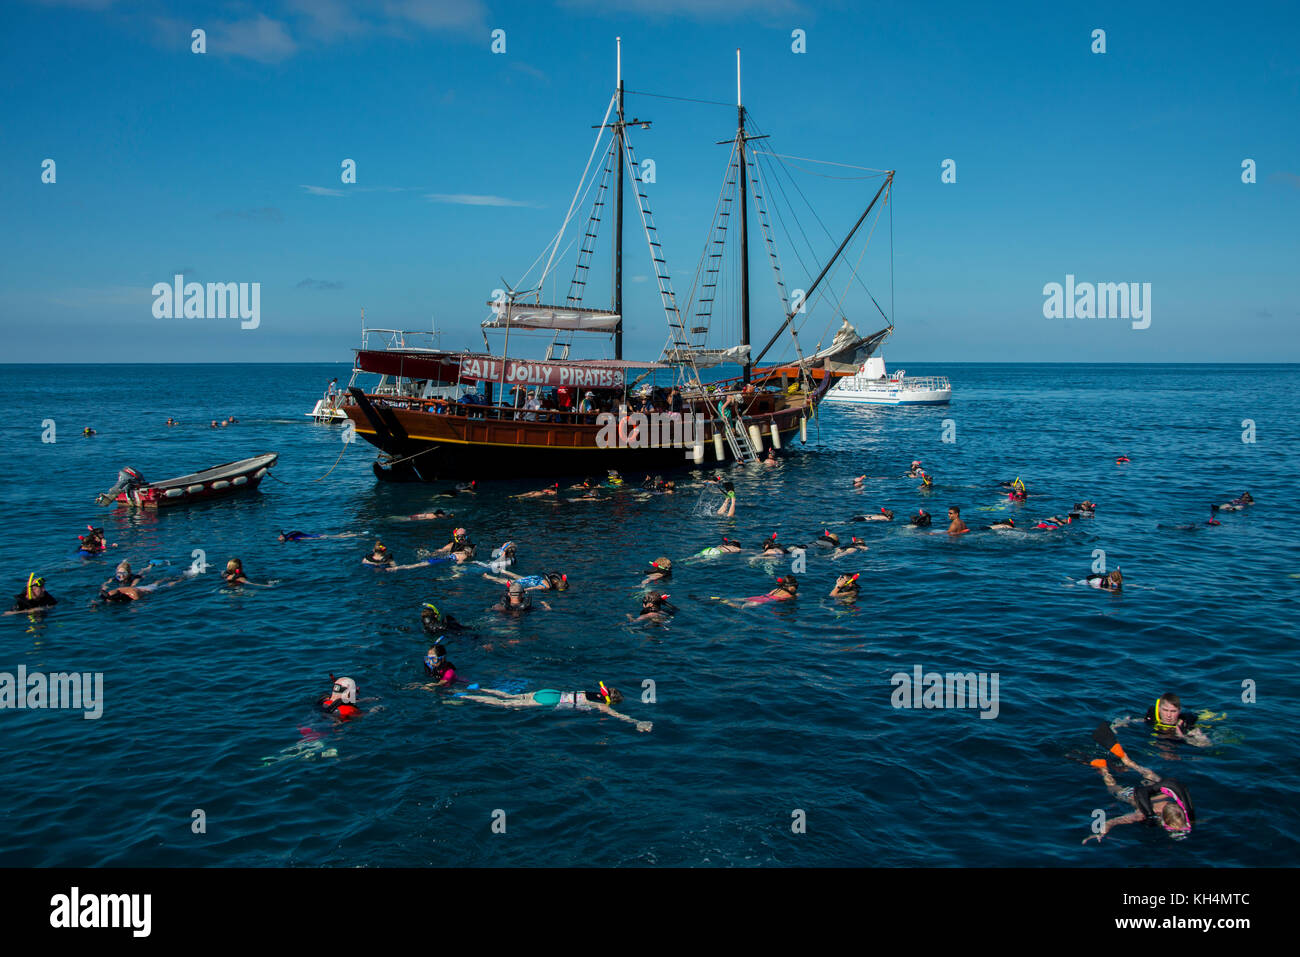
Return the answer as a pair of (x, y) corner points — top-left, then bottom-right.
(342, 42), (894, 481)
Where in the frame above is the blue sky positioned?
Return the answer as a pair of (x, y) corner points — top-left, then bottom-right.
(1, 0), (1297, 363)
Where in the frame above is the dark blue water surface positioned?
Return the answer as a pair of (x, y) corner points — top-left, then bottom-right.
(2, 363), (1297, 867)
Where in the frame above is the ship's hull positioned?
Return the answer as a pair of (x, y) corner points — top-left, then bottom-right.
(343, 389), (813, 480)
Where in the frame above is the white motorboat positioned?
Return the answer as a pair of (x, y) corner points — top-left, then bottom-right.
(824, 356), (951, 405)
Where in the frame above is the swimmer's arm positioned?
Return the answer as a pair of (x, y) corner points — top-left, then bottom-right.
(539, 601), (552, 611)
(387, 561), (429, 571)
(597, 704), (651, 732)
(1083, 810), (1144, 843)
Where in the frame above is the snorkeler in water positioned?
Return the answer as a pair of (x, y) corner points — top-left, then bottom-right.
(1112, 693), (1211, 747)
(813, 530), (840, 548)
(1084, 569), (1123, 592)
(492, 580), (551, 614)
(760, 534), (788, 557)
(99, 574), (190, 603)
(1035, 514), (1073, 530)
(425, 528), (476, 564)
(909, 509), (932, 528)
(455, 682), (651, 732)
(1071, 500), (1098, 518)
(362, 542), (396, 567)
(628, 591), (675, 623)
(320, 675), (362, 720)
(987, 518), (1016, 531)
(102, 560), (145, 590)
(1211, 491), (1254, 512)
(718, 481), (737, 517)
(77, 526), (112, 555)
(641, 557), (672, 585)
(917, 471), (935, 491)
(695, 537), (744, 557)
(513, 483), (561, 499)
(832, 537), (869, 558)
(1083, 724), (1193, 844)
(852, 508), (895, 522)
(481, 569), (569, 592)
(473, 541), (517, 574)
(830, 572), (860, 600)
(420, 601), (464, 637)
(422, 644), (458, 689)
(222, 558), (250, 585)
(278, 530), (363, 542)
(716, 574), (798, 609)
(906, 460), (924, 478)
(399, 508), (454, 521)
(6, 574), (56, 614)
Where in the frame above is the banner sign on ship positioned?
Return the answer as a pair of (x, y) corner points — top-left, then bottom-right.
(459, 358), (625, 389)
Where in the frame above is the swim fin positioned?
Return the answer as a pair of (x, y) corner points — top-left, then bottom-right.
(1092, 721), (1128, 760)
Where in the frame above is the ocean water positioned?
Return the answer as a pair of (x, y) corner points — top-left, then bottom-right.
(2, 362), (1297, 867)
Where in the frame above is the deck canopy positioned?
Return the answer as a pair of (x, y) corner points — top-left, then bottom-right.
(355, 349), (463, 382)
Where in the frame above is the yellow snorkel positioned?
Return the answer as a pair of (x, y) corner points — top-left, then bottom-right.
(599, 681), (612, 705)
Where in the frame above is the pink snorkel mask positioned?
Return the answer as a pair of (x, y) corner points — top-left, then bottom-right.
(1159, 787), (1193, 838)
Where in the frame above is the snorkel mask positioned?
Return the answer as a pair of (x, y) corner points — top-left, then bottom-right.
(1159, 788), (1193, 838)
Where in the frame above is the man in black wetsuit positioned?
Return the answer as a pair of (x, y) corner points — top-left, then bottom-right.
(8, 576), (56, 613)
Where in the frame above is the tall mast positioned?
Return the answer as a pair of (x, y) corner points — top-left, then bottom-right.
(737, 49), (751, 384)
(612, 37), (625, 360)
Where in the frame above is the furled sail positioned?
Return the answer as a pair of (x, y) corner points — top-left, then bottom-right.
(797, 322), (892, 373)
(660, 344), (751, 368)
(481, 303), (621, 332)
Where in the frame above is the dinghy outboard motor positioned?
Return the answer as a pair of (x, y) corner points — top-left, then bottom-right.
(96, 467), (146, 505)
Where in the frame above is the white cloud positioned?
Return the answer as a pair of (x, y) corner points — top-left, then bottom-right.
(425, 193), (541, 208)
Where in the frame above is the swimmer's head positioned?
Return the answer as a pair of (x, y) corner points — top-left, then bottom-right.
(650, 557), (671, 571)
(452, 527), (468, 543)
(277, 531), (288, 542)
(371, 541), (388, 556)
(25, 574), (45, 599)
(587, 684), (623, 706)
(1108, 569), (1123, 587)
(881, 508), (894, 520)
(835, 572), (860, 593)
(776, 574), (798, 595)
(114, 561), (132, 581)
(329, 675), (358, 705)
(544, 572), (568, 591)
(1159, 800), (1191, 837)
(421, 602), (443, 628)
(818, 530), (839, 546)
(1156, 695), (1181, 726)
(225, 558), (243, 574)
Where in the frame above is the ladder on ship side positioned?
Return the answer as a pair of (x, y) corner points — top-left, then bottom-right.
(718, 409), (758, 464)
